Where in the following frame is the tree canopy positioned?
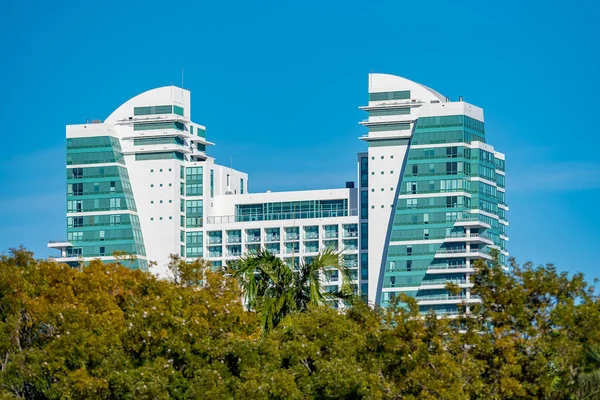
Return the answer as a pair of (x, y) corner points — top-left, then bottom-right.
(1, 247), (599, 399)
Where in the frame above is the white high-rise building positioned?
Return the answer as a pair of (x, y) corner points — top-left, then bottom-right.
(49, 74), (508, 313)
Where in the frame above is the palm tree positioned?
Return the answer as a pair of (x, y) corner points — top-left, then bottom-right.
(577, 344), (600, 400)
(228, 248), (354, 334)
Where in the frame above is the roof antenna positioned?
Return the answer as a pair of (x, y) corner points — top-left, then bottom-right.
(181, 69), (184, 89)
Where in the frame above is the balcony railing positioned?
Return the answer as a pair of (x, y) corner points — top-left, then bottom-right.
(206, 209), (358, 224)
(428, 264), (468, 270)
(421, 279), (469, 286)
(343, 231), (358, 238)
(246, 236), (261, 243)
(323, 232), (339, 239)
(416, 294), (468, 301)
(227, 237), (241, 244)
(265, 235), (280, 242)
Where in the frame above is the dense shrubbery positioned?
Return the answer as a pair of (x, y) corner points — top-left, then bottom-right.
(1, 247), (599, 399)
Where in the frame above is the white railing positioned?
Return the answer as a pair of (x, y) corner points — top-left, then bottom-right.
(428, 264), (468, 270)
(206, 209), (358, 224)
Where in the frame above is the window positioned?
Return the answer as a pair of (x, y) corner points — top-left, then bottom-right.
(412, 165), (418, 175)
(226, 174), (230, 187)
(369, 90), (410, 101)
(381, 156), (384, 159)
(150, 184), (154, 188)
(407, 260), (412, 272)
(407, 246), (412, 256)
(446, 162), (458, 175)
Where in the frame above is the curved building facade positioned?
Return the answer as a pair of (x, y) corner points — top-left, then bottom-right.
(358, 74), (508, 312)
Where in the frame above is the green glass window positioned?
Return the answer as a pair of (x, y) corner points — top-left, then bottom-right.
(368, 123), (411, 132)
(135, 152), (184, 161)
(133, 105), (173, 115)
(133, 122), (184, 131)
(369, 90), (411, 101)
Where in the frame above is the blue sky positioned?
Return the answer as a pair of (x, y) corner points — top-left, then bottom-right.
(1, 0), (599, 279)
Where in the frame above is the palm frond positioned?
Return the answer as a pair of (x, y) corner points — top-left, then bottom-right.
(578, 369), (600, 400)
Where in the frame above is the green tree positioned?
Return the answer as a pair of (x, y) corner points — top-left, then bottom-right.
(229, 248), (354, 334)
(2, 247), (600, 399)
(577, 344), (600, 400)
(456, 254), (600, 399)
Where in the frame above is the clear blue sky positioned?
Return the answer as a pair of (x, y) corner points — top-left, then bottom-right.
(1, 0), (599, 279)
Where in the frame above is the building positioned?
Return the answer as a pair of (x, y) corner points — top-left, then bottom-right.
(49, 73), (508, 313)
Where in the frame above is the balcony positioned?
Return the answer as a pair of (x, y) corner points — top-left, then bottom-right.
(426, 264), (474, 274)
(304, 233), (319, 240)
(454, 218), (491, 229)
(343, 231), (358, 238)
(227, 237), (241, 244)
(246, 236), (261, 243)
(265, 245), (280, 255)
(323, 232), (339, 239)
(342, 241), (359, 251)
(443, 233), (493, 245)
(285, 234), (300, 241)
(434, 248), (492, 260)
(206, 209), (358, 224)
(265, 235), (280, 242)
(208, 237), (222, 245)
(419, 279), (472, 290)
(284, 246), (299, 255)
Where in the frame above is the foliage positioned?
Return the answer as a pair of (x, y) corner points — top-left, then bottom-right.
(228, 248), (354, 334)
(1, 247), (599, 399)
